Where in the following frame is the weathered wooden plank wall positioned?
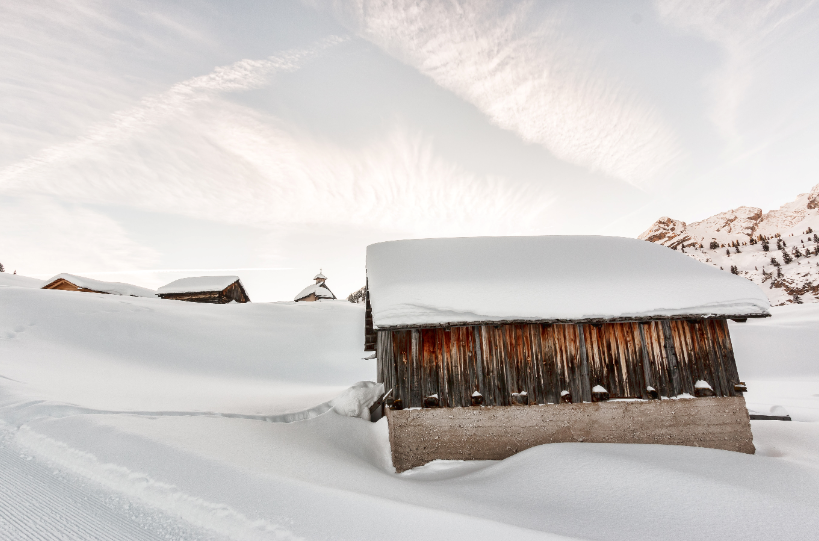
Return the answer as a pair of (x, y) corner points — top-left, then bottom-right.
(377, 319), (741, 408)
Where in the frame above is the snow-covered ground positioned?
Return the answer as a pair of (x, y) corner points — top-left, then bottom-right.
(1, 283), (818, 540)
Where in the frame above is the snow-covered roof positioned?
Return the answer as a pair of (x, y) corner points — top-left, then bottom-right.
(366, 236), (771, 329)
(294, 283), (336, 301)
(157, 276), (241, 295)
(43, 273), (157, 298)
(314, 272), (326, 280)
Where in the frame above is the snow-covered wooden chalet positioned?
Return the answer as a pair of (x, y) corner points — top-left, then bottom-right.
(294, 272), (337, 302)
(367, 236), (769, 470)
(42, 274), (157, 298)
(157, 276), (249, 304)
(366, 236), (771, 407)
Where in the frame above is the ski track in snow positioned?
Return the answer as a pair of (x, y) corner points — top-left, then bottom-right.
(0, 430), (225, 541)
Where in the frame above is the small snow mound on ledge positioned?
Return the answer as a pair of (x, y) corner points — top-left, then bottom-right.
(695, 380), (713, 390)
(330, 381), (384, 421)
(592, 385), (607, 393)
(747, 404), (790, 417)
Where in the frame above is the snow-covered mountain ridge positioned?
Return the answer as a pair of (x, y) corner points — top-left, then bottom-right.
(639, 184), (819, 306)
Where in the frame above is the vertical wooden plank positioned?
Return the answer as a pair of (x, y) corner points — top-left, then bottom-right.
(458, 326), (470, 406)
(376, 332), (383, 385)
(509, 325), (519, 400)
(529, 324), (545, 405)
(540, 325), (556, 404)
(693, 321), (714, 394)
(557, 325), (572, 399)
(672, 321), (692, 396)
(480, 326), (494, 406)
(646, 321), (674, 396)
(703, 320), (727, 397)
(627, 323), (646, 398)
(565, 324), (582, 402)
(607, 323), (628, 396)
(473, 326), (485, 399)
(661, 321), (682, 396)
(602, 324), (617, 397)
(719, 319), (742, 390)
(638, 323), (652, 398)
(409, 329), (421, 408)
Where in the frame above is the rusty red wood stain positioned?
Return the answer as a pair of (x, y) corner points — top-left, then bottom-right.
(377, 319), (741, 408)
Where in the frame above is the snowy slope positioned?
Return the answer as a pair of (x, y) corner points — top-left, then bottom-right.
(639, 184), (819, 305)
(367, 236), (769, 328)
(0, 287), (817, 540)
(0, 272), (42, 288)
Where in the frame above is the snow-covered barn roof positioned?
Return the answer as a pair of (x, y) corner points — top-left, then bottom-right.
(43, 273), (157, 298)
(157, 276), (241, 295)
(294, 282), (336, 301)
(366, 236), (771, 329)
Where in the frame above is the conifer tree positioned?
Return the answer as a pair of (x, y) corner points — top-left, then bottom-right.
(793, 293), (803, 304)
(735, 245), (741, 253)
(771, 257), (779, 267)
(762, 240), (770, 251)
(0, 262), (4, 272)
(777, 266), (783, 278)
(710, 240), (719, 249)
(782, 249), (793, 264)
(726, 249), (731, 256)
(793, 246), (803, 258)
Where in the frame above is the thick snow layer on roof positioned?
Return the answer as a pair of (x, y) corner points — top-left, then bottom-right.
(366, 236), (771, 328)
(44, 273), (156, 298)
(294, 282), (336, 301)
(157, 276), (240, 295)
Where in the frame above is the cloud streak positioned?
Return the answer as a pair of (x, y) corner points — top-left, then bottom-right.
(0, 35), (347, 188)
(657, 0), (817, 140)
(307, 0), (683, 185)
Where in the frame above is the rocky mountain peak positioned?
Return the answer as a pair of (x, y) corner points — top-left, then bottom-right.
(638, 183), (819, 306)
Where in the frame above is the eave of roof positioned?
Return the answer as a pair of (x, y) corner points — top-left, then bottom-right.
(373, 312), (770, 331)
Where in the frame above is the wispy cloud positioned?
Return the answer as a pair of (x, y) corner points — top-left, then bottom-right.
(0, 36), (347, 189)
(657, 0), (816, 141)
(3, 95), (555, 237)
(307, 0), (683, 185)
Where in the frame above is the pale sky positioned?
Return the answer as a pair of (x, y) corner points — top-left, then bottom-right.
(2, 0), (819, 301)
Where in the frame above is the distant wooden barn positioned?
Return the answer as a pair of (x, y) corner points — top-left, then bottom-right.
(157, 276), (249, 304)
(42, 274), (156, 298)
(294, 272), (337, 302)
(366, 236), (769, 408)
(366, 237), (769, 470)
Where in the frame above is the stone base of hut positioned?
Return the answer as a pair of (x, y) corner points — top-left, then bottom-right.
(386, 397), (754, 472)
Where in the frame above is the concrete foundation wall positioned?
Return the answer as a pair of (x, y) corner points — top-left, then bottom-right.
(387, 397), (754, 472)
